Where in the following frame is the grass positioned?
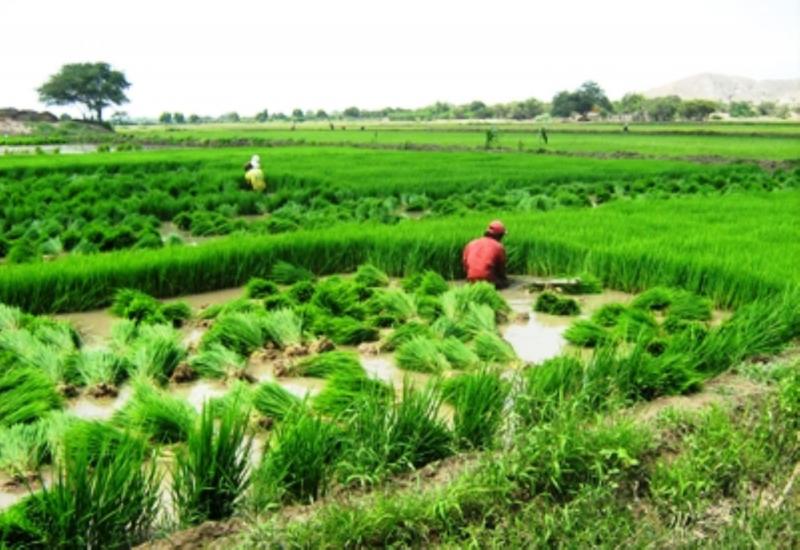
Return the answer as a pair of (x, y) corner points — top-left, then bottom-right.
(113, 381), (197, 443)
(252, 382), (304, 421)
(173, 404), (253, 525)
(123, 323), (186, 383)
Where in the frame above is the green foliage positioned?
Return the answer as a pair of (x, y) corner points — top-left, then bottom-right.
(354, 264), (389, 287)
(591, 303), (627, 327)
(632, 287), (674, 310)
(444, 369), (510, 449)
(313, 371), (392, 417)
(473, 331), (517, 364)
(271, 261), (314, 284)
(38, 62), (130, 122)
(188, 343), (247, 380)
(245, 277), (279, 299)
(72, 346), (125, 388)
(383, 321), (436, 351)
(437, 337), (481, 370)
(564, 320), (610, 348)
(261, 308), (304, 348)
(201, 312), (265, 356)
(0, 367), (62, 427)
(289, 351), (364, 379)
(252, 382), (304, 421)
(534, 291), (581, 315)
(113, 381), (197, 443)
(395, 337), (450, 373)
(124, 323), (186, 383)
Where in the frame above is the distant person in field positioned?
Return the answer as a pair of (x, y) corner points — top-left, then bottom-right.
(539, 127), (548, 145)
(463, 220), (508, 289)
(244, 154), (266, 191)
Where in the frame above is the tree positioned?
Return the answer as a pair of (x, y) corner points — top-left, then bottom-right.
(291, 108), (305, 121)
(756, 101), (776, 117)
(551, 82), (611, 118)
(729, 101), (755, 118)
(173, 112), (185, 124)
(645, 96), (682, 122)
(617, 93), (646, 120)
(550, 91), (577, 117)
(188, 114), (201, 124)
(159, 112), (173, 124)
(679, 99), (717, 121)
(343, 107), (361, 118)
(37, 62), (130, 123)
(218, 112), (240, 122)
(255, 109), (269, 122)
(315, 109), (328, 119)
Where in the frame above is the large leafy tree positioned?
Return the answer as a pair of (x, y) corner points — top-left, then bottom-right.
(38, 62), (130, 123)
(551, 81), (612, 118)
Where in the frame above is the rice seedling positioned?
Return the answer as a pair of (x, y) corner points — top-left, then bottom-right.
(71, 346), (125, 393)
(109, 318), (140, 349)
(0, 499), (42, 548)
(664, 291), (712, 326)
(264, 292), (295, 311)
(564, 320), (611, 348)
(110, 288), (166, 324)
(0, 367), (62, 427)
(200, 312), (265, 356)
(613, 308), (659, 343)
(440, 282), (511, 323)
(383, 321), (436, 351)
(252, 382), (305, 421)
(562, 273), (603, 295)
(289, 351), (365, 379)
(261, 308), (304, 348)
(311, 276), (363, 317)
(354, 263), (389, 287)
(198, 297), (261, 320)
(271, 260), (314, 284)
(443, 369), (509, 450)
(430, 315), (471, 341)
(313, 371), (392, 417)
(28, 432), (160, 548)
(173, 404), (253, 525)
(517, 356), (586, 424)
(188, 343), (248, 380)
(591, 303), (627, 327)
(396, 336), (451, 373)
(113, 381), (197, 443)
(0, 421), (50, 479)
(0, 329), (78, 389)
(534, 291), (581, 316)
(27, 318), (81, 350)
(473, 331), (517, 364)
(124, 323), (186, 383)
(208, 380), (254, 418)
(313, 315), (378, 345)
(461, 302), (498, 335)
(161, 301), (192, 327)
(416, 271), (450, 296)
(246, 277), (280, 299)
(255, 408), (341, 503)
(0, 303), (26, 331)
(58, 418), (148, 467)
(631, 286), (674, 310)
(415, 295), (443, 321)
(438, 337), (481, 370)
(288, 280), (316, 303)
(366, 289), (418, 325)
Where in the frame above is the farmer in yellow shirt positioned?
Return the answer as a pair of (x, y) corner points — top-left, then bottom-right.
(244, 154), (266, 191)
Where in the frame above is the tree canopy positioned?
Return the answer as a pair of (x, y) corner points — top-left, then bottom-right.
(551, 81), (612, 118)
(37, 62), (130, 123)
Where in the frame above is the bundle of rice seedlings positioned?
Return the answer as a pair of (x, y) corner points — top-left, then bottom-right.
(110, 319), (140, 349)
(383, 321), (436, 351)
(245, 277), (280, 299)
(161, 301), (192, 327)
(174, 404), (253, 524)
(0, 421), (50, 479)
(252, 382), (304, 421)
(564, 320), (611, 348)
(400, 272), (423, 293)
(198, 298), (261, 321)
(264, 293), (295, 311)
(208, 380), (254, 418)
(0, 367), (62, 427)
(415, 295), (443, 321)
(534, 291), (581, 316)
(614, 308), (659, 343)
(0, 498), (42, 548)
(461, 303), (497, 335)
(396, 337), (450, 373)
(441, 282), (511, 322)
(311, 277), (363, 317)
(271, 261), (314, 285)
(113, 381), (197, 443)
(188, 344), (248, 380)
(254, 409), (340, 504)
(0, 329), (78, 388)
(289, 351), (364, 379)
(200, 312), (264, 356)
(261, 308), (304, 349)
(288, 280), (316, 303)
(0, 303), (26, 331)
(125, 324), (186, 383)
(313, 315), (378, 345)
(71, 347), (125, 394)
(430, 316), (470, 341)
(631, 286), (675, 311)
(562, 273), (603, 295)
(354, 264), (389, 288)
(473, 331), (517, 364)
(366, 289), (417, 325)
(416, 271), (450, 296)
(438, 337), (481, 370)
(28, 432), (159, 548)
(517, 356), (585, 424)
(28, 318), (81, 350)
(591, 303), (628, 327)
(313, 371), (392, 417)
(59, 418), (147, 467)
(666, 291), (713, 324)
(110, 288), (166, 325)
(443, 369), (509, 450)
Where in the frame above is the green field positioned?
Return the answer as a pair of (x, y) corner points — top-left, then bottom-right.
(0, 122), (798, 547)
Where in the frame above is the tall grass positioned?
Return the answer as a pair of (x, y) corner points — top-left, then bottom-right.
(173, 404), (253, 525)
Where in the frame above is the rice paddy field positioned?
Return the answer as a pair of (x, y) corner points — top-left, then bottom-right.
(0, 121), (799, 548)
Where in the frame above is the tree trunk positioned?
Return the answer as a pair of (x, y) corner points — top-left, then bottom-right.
(96, 107), (103, 122)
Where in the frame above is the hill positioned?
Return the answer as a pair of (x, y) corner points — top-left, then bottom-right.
(644, 73), (800, 104)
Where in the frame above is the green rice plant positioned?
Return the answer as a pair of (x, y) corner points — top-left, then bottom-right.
(613, 308), (659, 343)
(113, 381), (197, 443)
(663, 291), (712, 331)
(110, 288), (165, 324)
(437, 337), (481, 370)
(188, 343), (247, 380)
(0, 499), (42, 548)
(534, 291), (581, 316)
(109, 319), (140, 349)
(0, 303), (26, 331)
(0, 367), (62, 427)
(517, 356), (586, 424)
(200, 312), (265, 356)
(311, 276), (363, 318)
(124, 323), (186, 383)
(289, 351), (365, 379)
(0, 329), (78, 388)
(313, 371), (392, 417)
(416, 271), (450, 296)
(27, 318), (81, 350)
(366, 289), (417, 325)
(173, 404), (253, 525)
(461, 303), (497, 335)
(400, 272), (424, 293)
(27, 432), (160, 548)
(263, 292), (295, 311)
(383, 321), (436, 351)
(252, 382), (304, 421)
(591, 303), (627, 327)
(430, 316), (471, 341)
(245, 277), (279, 299)
(198, 297), (261, 320)
(440, 282), (511, 323)
(161, 301), (192, 327)
(271, 260), (314, 284)
(396, 336), (451, 373)
(415, 295), (443, 321)
(354, 263), (389, 287)
(71, 346), (125, 390)
(59, 418), (148, 467)
(261, 308), (304, 348)
(208, 380), (254, 418)
(615, 345), (702, 400)
(631, 286), (674, 311)
(564, 320), (611, 348)
(336, 382), (453, 485)
(255, 409), (341, 503)
(0, 421), (50, 479)
(562, 273), (603, 295)
(288, 280), (316, 303)
(443, 369), (509, 450)
(473, 331), (517, 364)
(313, 315), (378, 345)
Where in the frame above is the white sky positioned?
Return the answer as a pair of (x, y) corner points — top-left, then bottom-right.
(2, 0), (798, 118)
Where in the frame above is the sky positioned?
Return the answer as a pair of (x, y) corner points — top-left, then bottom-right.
(2, 0), (798, 118)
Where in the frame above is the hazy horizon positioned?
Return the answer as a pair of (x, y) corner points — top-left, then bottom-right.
(2, 0), (798, 118)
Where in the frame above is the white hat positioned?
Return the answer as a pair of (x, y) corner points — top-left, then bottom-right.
(251, 154), (260, 168)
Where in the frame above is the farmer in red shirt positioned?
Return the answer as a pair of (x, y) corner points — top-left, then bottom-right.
(462, 220), (508, 289)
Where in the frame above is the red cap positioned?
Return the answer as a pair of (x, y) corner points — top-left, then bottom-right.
(487, 220), (506, 236)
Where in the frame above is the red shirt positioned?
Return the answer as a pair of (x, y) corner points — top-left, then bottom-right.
(462, 237), (507, 283)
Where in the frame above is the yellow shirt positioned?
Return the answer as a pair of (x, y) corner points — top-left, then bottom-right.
(245, 168), (266, 191)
